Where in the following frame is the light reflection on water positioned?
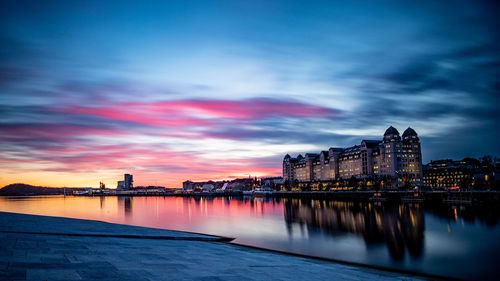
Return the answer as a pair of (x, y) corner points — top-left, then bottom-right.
(0, 196), (499, 280)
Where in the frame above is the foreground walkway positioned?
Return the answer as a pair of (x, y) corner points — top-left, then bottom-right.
(0, 212), (427, 280)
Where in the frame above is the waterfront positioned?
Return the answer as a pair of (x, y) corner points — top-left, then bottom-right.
(1, 196), (499, 280)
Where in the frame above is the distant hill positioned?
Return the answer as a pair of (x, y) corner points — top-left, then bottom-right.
(0, 183), (88, 196)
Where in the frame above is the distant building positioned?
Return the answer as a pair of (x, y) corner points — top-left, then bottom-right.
(423, 157), (497, 190)
(261, 177), (283, 187)
(182, 178), (255, 191)
(226, 178), (254, 191)
(124, 174), (133, 189)
(221, 183), (230, 191)
(183, 180), (195, 191)
(283, 126), (423, 189)
(117, 174), (133, 190)
(423, 159), (476, 189)
(202, 183), (215, 191)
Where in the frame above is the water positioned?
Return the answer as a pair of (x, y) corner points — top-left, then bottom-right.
(0, 196), (499, 280)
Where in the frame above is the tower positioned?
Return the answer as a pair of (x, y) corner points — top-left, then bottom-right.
(402, 127), (423, 188)
(380, 126), (402, 187)
(124, 174), (133, 189)
(283, 154), (292, 182)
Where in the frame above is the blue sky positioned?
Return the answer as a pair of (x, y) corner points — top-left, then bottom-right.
(0, 0), (499, 187)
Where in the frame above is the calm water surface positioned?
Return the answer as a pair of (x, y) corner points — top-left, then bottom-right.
(0, 196), (499, 280)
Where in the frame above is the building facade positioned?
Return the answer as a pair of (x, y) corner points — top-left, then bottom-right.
(423, 157), (498, 190)
(423, 159), (475, 189)
(117, 174), (133, 190)
(283, 126), (423, 188)
(124, 174), (133, 189)
(182, 178), (255, 191)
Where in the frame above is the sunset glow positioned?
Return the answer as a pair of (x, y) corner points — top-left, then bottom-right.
(1, 1), (499, 187)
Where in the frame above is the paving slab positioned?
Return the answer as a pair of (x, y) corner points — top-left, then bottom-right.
(0, 211), (225, 241)
(0, 212), (430, 280)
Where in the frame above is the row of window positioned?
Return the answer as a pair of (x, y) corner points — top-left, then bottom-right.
(424, 175), (467, 180)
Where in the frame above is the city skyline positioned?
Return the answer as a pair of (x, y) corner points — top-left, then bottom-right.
(1, 1), (499, 188)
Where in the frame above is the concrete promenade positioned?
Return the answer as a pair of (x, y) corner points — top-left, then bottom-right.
(0, 212), (428, 281)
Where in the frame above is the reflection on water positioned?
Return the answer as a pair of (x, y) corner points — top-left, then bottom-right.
(99, 196), (105, 209)
(427, 202), (500, 228)
(118, 197), (132, 217)
(283, 200), (424, 260)
(0, 196), (499, 280)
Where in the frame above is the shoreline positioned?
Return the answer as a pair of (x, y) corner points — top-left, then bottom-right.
(229, 242), (453, 281)
(67, 190), (500, 205)
(3, 190), (499, 205)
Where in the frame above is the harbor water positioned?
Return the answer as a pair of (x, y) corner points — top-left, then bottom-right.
(0, 196), (499, 280)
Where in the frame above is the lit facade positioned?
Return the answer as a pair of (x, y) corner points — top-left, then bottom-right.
(423, 159), (477, 189)
(283, 126), (423, 188)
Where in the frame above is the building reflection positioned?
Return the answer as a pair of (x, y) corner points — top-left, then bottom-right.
(426, 203), (500, 228)
(117, 197), (133, 217)
(283, 199), (425, 260)
(99, 196), (105, 209)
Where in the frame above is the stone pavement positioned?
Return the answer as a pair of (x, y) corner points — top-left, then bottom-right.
(0, 212), (429, 280)
(0, 212), (225, 241)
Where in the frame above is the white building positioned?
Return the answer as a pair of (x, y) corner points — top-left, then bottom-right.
(283, 126), (423, 188)
(202, 183), (215, 191)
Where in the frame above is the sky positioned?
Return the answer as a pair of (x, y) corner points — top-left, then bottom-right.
(0, 0), (499, 188)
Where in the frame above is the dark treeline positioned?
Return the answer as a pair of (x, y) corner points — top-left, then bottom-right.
(0, 184), (88, 196)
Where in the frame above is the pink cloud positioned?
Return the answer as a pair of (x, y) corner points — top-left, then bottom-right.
(1, 98), (338, 187)
(63, 105), (218, 128)
(167, 99), (338, 119)
(62, 98), (340, 127)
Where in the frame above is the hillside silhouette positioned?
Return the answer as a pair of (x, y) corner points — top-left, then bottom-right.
(0, 184), (87, 196)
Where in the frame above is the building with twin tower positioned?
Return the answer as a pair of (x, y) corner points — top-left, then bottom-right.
(283, 126), (423, 188)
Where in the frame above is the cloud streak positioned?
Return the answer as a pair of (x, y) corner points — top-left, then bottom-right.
(0, 97), (337, 186)
(63, 98), (341, 126)
(0, 0), (499, 187)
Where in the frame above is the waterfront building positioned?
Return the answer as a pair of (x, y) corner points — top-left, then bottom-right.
(202, 183), (215, 191)
(423, 157), (498, 190)
(182, 180), (219, 191)
(423, 159), (475, 189)
(183, 180), (195, 191)
(117, 181), (125, 189)
(283, 126), (423, 188)
(182, 178), (256, 191)
(117, 174), (133, 190)
(124, 174), (133, 189)
(261, 177), (283, 187)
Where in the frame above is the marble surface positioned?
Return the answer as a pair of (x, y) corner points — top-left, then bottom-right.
(0, 212), (429, 280)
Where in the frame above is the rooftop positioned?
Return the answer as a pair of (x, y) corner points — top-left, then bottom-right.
(384, 126), (400, 136)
